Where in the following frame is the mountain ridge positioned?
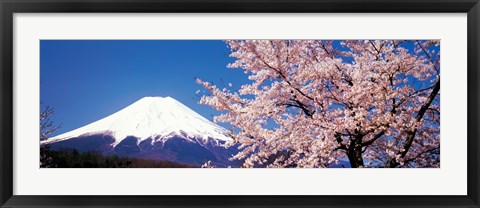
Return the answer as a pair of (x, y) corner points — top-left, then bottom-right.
(46, 96), (232, 146)
(43, 96), (238, 167)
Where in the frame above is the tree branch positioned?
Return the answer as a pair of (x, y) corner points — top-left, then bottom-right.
(387, 79), (440, 168)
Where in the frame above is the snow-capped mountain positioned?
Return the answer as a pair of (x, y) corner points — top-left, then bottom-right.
(44, 96), (238, 167)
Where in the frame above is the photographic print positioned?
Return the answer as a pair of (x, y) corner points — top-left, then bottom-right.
(40, 40), (440, 168)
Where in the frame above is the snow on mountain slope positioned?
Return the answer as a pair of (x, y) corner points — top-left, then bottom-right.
(46, 96), (232, 147)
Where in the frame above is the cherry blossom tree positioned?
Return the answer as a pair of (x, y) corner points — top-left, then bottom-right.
(40, 105), (60, 141)
(40, 105), (60, 167)
(198, 40), (440, 168)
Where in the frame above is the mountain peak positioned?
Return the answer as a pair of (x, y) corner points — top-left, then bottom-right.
(48, 96), (232, 146)
(139, 96), (174, 101)
(135, 96), (178, 105)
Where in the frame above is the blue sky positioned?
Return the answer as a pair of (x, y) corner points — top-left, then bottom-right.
(41, 40), (250, 136)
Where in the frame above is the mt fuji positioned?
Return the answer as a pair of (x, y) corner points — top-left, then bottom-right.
(43, 96), (239, 167)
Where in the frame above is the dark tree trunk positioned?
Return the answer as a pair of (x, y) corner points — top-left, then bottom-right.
(347, 139), (364, 168)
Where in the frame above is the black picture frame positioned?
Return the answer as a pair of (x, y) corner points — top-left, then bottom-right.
(1, 0), (479, 207)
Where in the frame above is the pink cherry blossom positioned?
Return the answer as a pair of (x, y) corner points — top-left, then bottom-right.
(198, 40), (440, 168)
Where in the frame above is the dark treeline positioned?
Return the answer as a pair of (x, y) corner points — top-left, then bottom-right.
(40, 147), (198, 168)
